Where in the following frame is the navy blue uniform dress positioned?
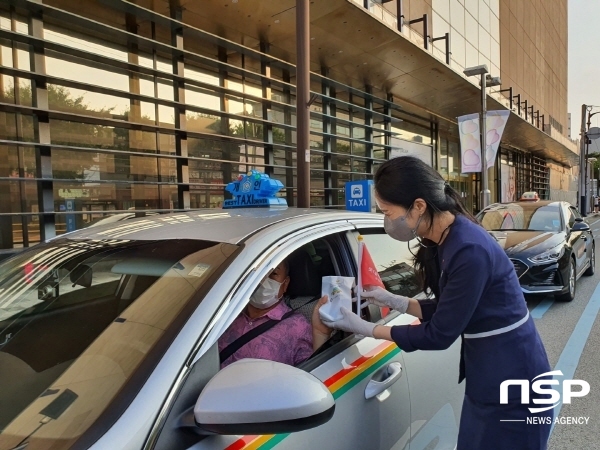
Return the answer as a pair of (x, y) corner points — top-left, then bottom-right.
(390, 215), (552, 450)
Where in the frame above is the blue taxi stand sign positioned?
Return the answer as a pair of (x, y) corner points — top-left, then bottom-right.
(345, 180), (375, 212)
(223, 170), (287, 209)
(65, 199), (76, 232)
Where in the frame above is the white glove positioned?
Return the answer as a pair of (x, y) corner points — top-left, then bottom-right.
(362, 286), (409, 313)
(322, 307), (376, 338)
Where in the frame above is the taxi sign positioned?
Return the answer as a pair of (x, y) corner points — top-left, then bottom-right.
(345, 180), (375, 212)
(223, 170), (287, 209)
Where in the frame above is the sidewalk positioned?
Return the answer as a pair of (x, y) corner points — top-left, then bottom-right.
(585, 212), (600, 225)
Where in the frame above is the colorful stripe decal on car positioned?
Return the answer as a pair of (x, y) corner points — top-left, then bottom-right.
(224, 341), (400, 450)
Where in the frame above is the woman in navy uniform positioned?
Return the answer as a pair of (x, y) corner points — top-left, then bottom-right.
(322, 156), (552, 449)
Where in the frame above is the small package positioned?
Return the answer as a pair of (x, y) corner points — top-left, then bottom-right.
(319, 276), (355, 322)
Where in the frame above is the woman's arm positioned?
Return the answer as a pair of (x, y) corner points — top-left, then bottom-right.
(373, 324), (393, 341)
(406, 298), (423, 319)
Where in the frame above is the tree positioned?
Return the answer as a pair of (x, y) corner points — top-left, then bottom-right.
(3, 83), (119, 179)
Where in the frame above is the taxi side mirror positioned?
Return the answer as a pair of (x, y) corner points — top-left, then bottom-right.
(572, 221), (590, 232)
(194, 359), (335, 435)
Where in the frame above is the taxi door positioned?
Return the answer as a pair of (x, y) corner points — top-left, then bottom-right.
(187, 226), (411, 450)
(347, 225), (463, 450)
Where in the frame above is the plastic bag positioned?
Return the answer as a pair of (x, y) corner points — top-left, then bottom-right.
(319, 276), (355, 322)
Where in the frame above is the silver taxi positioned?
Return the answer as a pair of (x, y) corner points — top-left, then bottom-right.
(0, 208), (463, 450)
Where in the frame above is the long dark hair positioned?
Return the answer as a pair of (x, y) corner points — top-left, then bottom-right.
(374, 156), (478, 298)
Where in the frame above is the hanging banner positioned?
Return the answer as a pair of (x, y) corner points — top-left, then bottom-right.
(485, 110), (511, 169)
(457, 113), (482, 173)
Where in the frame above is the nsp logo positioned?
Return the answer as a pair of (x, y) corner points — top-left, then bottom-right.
(500, 370), (590, 413)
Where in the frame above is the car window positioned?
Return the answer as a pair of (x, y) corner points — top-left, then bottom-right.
(359, 231), (421, 299)
(566, 208), (576, 228)
(570, 207), (582, 221)
(0, 238), (238, 449)
(217, 237), (342, 366)
(478, 204), (561, 231)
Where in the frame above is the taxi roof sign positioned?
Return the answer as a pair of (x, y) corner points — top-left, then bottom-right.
(223, 170), (287, 209)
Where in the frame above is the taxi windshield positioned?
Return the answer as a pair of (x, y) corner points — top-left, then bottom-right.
(0, 238), (238, 449)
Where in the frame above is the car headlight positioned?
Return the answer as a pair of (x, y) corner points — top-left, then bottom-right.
(528, 245), (565, 263)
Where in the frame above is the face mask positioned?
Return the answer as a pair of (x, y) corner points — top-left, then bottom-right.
(384, 206), (424, 242)
(249, 277), (283, 309)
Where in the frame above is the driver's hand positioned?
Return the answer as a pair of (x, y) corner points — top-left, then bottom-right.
(312, 296), (332, 336)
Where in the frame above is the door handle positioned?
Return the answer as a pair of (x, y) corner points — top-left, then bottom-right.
(365, 362), (402, 399)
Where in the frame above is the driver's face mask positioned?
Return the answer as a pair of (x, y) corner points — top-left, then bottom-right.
(249, 277), (283, 309)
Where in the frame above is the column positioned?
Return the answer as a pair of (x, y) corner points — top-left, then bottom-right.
(29, 7), (55, 241)
(170, 5), (189, 209)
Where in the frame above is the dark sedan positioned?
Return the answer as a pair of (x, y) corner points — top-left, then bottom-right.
(477, 201), (595, 301)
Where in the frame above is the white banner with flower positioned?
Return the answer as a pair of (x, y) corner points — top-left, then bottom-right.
(458, 110), (511, 173)
(457, 113), (482, 173)
(485, 110), (511, 169)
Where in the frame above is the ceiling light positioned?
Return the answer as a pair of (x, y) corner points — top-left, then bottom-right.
(274, 19), (280, 23)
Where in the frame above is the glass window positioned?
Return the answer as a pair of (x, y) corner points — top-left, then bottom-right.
(433, 12), (450, 36)
(352, 159), (368, 174)
(570, 207), (582, 221)
(464, 11), (478, 47)
(0, 46), (14, 72)
(49, 120), (157, 152)
(185, 86), (221, 111)
(359, 231), (421, 298)
(53, 180), (163, 220)
(465, 41), (479, 69)
(433, 0), (450, 22)
(489, 0), (500, 18)
(43, 26), (128, 62)
(451, 30), (466, 68)
(157, 105), (175, 127)
(0, 180), (38, 246)
(336, 139), (351, 154)
(0, 112), (35, 142)
(479, 26), (491, 61)
(447, 140), (459, 175)
(478, 4), (490, 31)
(464, 0), (478, 20)
(438, 138), (448, 177)
(491, 39), (500, 69)
(186, 112), (222, 135)
(185, 65), (220, 87)
(450, 0), (465, 35)
(0, 238), (238, 447)
(157, 80), (174, 101)
(14, 44), (30, 72)
(47, 84), (129, 119)
(45, 55), (130, 93)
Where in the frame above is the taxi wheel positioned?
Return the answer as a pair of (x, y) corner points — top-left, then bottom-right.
(556, 258), (576, 302)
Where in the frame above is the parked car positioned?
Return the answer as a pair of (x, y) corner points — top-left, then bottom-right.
(519, 191), (540, 202)
(0, 208), (463, 450)
(477, 201), (595, 301)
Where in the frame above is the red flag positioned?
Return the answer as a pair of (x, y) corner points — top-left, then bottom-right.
(360, 242), (385, 289)
(359, 241), (389, 318)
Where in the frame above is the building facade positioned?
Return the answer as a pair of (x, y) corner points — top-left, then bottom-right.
(0, 0), (576, 250)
